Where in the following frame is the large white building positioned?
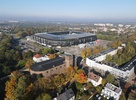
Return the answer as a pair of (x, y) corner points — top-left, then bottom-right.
(86, 48), (136, 80)
(101, 83), (122, 100)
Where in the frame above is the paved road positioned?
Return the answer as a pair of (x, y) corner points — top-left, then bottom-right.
(0, 67), (28, 80)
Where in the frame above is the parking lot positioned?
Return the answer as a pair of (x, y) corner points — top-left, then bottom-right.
(56, 39), (110, 56)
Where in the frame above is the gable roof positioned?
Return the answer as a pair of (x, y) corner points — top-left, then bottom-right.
(88, 72), (101, 82)
(30, 57), (65, 71)
(34, 54), (41, 58)
(55, 88), (75, 100)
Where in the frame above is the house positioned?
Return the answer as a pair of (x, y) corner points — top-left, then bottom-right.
(101, 83), (122, 100)
(33, 54), (49, 63)
(87, 72), (102, 87)
(53, 88), (75, 100)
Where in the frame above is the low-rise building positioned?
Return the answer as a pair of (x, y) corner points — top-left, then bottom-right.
(101, 83), (122, 100)
(53, 88), (75, 100)
(30, 55), (76, 78)
(33, 54), (49, 63)
(87, 72), (102, 87)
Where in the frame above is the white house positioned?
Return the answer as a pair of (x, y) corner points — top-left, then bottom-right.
(87, 72), (102, 87)
(101, 83), (122, 100)
(33, 54), (49, 63)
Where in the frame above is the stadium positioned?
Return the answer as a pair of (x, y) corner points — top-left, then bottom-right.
(32, 31), (97, 47)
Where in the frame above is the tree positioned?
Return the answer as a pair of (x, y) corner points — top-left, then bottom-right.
(36, 93), (52, 100)
(53, 74), (65, 87)
(66, 66), (76, 81)
(14, 75), (31, 99)
(49, 54), (57, 59)
(75, 82), (83, 91)
(105, 73), (115, 83)
(105, 55), (112, 62)
(102, 78), (106, 86)
(25, 58), (34, 68)
(74, 72), (87, 83)
(16, 31), (23, 38)
(5, 76), (17, 99)
(74, 66), (78, 72)
(5, 71), (22, 99)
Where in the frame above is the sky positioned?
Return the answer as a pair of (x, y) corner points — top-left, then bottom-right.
(0, 0), (136, 22)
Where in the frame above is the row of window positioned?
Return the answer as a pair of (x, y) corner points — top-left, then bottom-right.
(46, 66), (63, 73)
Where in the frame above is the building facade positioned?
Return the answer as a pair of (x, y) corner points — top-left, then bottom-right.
(101, 83), (122, 100)
(86, 48), (136, 80)
(87, 72), (102, 87)
(30, 55), (76, 78)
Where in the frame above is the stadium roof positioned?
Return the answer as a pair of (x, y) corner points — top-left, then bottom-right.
(34, 31), (96, 41)
(30, 57), (65, 71)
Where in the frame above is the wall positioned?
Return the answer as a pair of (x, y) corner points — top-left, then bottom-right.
(30, 64), (66, 78)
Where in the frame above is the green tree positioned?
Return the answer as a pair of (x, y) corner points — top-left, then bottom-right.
(14, 75), (31, 99)
(105, 73), (115, 83)
(75, 82), (83, 91)
(36, 93), (52, 100)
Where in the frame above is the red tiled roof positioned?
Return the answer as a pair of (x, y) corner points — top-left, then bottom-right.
(88, 72), (100, 82)
(34, 54), (41, 58)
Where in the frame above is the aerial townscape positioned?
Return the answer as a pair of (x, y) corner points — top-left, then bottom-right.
(0, 0), (136, 100)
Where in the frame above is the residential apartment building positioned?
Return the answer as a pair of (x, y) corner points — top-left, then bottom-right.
(101, 83), (122, 100)
(86, 48), (135, 80)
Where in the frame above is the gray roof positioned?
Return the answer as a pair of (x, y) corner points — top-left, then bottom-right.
(89, 48), (115, 60)
(55, 88), (75, 100)
(118, 55), (136, 71)
(88, 48), (136, 71)
(105, 83), (121, 94)
(34, 31), (96, 41)
(30, 57), (65, 71)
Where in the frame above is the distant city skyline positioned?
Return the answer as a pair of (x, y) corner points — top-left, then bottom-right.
(0, 0), (136, 22)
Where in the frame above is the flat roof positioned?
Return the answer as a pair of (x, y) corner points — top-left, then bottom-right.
(34, 31), (96, 41)
(118, 55), (136, 71)
(89, 48), (115, 60)
(105, 83), (121, 94)
(30, 57), (65, 71)
(88, 48), (136, 71)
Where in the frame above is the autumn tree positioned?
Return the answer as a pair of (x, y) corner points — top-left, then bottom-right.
(102, 78), (106, 86)
(25, 58), (34, 68)
(5, 76), (17, 99)
(65, 66), (76, 81)
(74, 72), (87, 83)
(49, 54), (57, 59)
(5, 71), (33, 100)
(5, 71), (22, 99)
(53, 74), (65, 87)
